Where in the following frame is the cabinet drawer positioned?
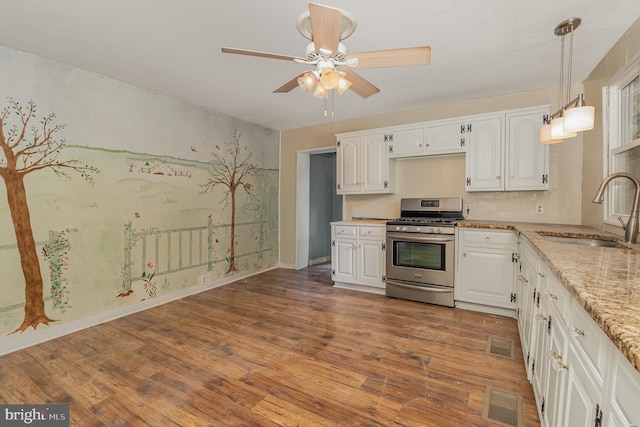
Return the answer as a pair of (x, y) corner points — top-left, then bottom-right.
(332, 225), (357, 237)
(568, 300), (609, 386)
(358, 226), (384, 239)
(547, 274), (571, 326)
(459, 229), (516, 246)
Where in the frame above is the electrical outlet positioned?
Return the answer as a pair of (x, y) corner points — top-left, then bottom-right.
(535, 204), (544, 215)
(465, 204), (471, 216)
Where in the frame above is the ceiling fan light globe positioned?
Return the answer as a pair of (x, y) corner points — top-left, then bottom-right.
(563, 105), (595, 132)
(336, 76), (352, 95)
(297, 72), (317, 93)
(319, 68), (339, 89)
(312, 85), (328, 99)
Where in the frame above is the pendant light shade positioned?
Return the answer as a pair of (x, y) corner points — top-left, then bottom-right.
(540, 124), (562, 144)
(550, 116), (577, 139)
(563, 105), (595, 132)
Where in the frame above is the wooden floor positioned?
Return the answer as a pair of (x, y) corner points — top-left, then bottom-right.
(0, 265), (540, 426)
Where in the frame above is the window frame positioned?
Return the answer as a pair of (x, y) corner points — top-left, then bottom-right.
(602, 54), (640, 226)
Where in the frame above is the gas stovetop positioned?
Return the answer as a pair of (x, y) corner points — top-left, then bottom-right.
(387, 217), (460, 226)
(386, 197), (464, 234)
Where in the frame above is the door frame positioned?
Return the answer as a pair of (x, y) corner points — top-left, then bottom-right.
(295, 146), (344, 270)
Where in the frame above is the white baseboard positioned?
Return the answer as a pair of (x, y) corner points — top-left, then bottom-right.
(455, 300), (517, 318)
(278, 261), (296, 269)
(333, 281), (386, 295)
(309, 256), (331, 266)
(0, 264), (278, 356)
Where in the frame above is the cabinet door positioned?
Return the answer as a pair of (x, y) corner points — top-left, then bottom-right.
(465, 116), (504, 191)
(360, 132), (389, 192)
(506, 109), (549, 191)
(336, 136), (360, 194)
(457, 245), (515, 308)
(357, 239), (384, 287)
(425, 121), (466, 155)
(563, 342), (603, 427)
(331, 238), (356, 283)
(387, 127), (425, 158)
(544, 321), (569, 427)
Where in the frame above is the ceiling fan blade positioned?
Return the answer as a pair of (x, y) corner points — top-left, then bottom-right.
(273, 74), (303, 93)
(342, 70), (380, 98)
(347, 46), (431, 69)
(309, 3), (342, 55)
(221, 47), (305, 62)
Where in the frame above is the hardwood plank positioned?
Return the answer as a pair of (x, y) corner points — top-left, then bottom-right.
(0, 266), (539, 426)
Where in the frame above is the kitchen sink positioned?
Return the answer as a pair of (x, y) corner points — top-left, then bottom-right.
(536, 232), (627, 248)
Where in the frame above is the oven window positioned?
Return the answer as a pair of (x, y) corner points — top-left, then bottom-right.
(393, 241), (445, 270)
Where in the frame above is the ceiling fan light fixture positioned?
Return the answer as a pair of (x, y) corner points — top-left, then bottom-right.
(297, 71), (318, 93)
(336, 76), (352, 95)
(319, 67), (340, 90)
(312, 85), (328, 99)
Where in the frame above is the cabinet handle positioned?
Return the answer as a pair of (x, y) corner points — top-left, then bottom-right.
(496, 176), (501, 180)
(570, 327), (585, 337)
(547, 351), (569, 371)
(538, 272), (545, 278)
(536, 314), (548, 321)
(547, 294), (558, 300)
(517, 274), (529, 283)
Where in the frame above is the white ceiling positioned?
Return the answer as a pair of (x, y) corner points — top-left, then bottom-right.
(1, 1), (639, 131)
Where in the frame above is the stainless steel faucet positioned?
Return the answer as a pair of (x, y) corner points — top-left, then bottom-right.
(591, 172), (640, 243)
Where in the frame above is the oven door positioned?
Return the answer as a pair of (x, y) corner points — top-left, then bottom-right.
(385, 232), (454, 287)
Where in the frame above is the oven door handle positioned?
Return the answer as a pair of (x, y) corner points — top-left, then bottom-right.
(386, 232), (454, 243)
(386, 279), (453, 292)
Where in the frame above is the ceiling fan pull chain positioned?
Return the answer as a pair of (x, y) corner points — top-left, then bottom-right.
(331, 90), (335, 118)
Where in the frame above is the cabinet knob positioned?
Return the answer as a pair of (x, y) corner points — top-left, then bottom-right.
(496, 176), (501, 180)
(570, 327), (585, 337)
(510, 175), (515, 179)
(485, 236), (490, 241)
(535, 314), (548, 321)
(463, 252), (467, 257)
(547, 294), (558, 300)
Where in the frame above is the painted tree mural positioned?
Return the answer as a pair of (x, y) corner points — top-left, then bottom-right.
(0, 98), (98, 332)
(201, 129), (256, 273)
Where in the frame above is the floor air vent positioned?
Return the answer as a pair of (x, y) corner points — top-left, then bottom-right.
(487, 336), (514, 359)
(482, 387), (523, 427)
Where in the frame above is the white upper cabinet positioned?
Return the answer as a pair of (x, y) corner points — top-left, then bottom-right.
(386, 121), (466, 158)
(465, 115), (504, 191)
(386, 126), (425, 158)
(466, 106), (550, 192)
(506, 107), (549, 191)
(424, 120), (467, 156)
(336, 132), (394, 194)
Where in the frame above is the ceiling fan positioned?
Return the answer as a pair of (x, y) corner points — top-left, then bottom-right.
(221, 2), (431, 102)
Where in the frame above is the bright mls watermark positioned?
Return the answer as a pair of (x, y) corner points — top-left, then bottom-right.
(1, 405), (69, 426)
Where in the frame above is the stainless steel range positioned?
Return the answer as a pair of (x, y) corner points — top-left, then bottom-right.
(385, 197), (464, 307)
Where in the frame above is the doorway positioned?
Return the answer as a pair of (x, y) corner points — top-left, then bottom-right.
(295, 148), (343, 270)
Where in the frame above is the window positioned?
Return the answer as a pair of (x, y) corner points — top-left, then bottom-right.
(605, 58), (640, 223)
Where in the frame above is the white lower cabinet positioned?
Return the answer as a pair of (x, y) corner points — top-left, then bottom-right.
(331, 222), (385, 294)
(517, 235), (640, 427)
(456, 228), (518, 315)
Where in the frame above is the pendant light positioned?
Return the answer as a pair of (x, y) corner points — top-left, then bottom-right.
(540, 17), (595, 144)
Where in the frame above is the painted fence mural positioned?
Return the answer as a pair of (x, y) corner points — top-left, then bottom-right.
(0, 45), (279, 344)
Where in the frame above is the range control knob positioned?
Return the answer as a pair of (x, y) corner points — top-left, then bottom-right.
(395, 226), (401, 231)
(437, 228), (443, 233)
(401, 226), (408, 232)
(415, 227), (421, 232)
(429, 227), (435, 233)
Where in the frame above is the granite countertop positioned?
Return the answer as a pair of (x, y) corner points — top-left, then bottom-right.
(458, 220), (640, 373)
